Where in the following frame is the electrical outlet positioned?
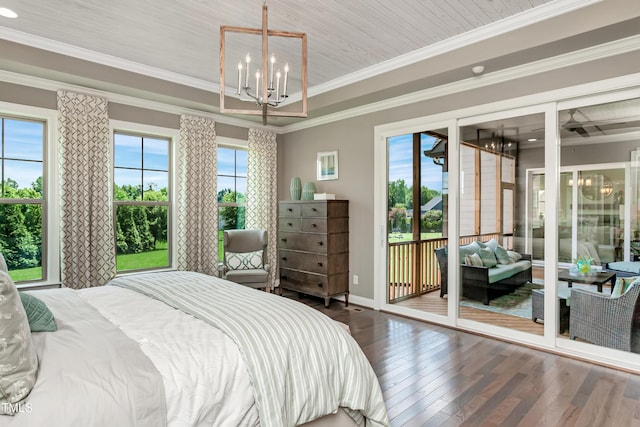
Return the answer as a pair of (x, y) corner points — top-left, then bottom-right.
(353, 274), (359, 285)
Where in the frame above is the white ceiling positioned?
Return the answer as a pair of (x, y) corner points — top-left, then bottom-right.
(0, 0), (556, 94)
(0, 0), (637, 134)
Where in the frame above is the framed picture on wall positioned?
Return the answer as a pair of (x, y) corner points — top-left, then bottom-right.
(317, 150), (339, 181)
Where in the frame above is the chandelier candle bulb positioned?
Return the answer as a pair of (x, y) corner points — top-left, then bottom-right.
(276, 71), (281, 100)
(283, 63), (289, 96)
(237, 62), (243, 94)
(255, 70), (260, 96)
(244, 54), (251, 87)
(270, 54), (275, 89)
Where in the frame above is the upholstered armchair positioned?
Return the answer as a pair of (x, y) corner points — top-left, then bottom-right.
(222, 229), (270, 290)
(569, 283), (640, 351)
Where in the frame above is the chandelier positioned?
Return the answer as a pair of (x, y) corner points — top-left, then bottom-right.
(219, 2), (307, 125)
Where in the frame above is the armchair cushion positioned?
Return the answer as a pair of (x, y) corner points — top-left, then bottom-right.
(611, 276), (640, 298)
(224, 268), (269, 284)
(225, 250), (263, 271)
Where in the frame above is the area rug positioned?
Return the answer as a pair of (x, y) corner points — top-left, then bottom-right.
(459, 281), (544, 319)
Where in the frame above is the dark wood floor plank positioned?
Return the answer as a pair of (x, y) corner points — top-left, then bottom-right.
(283, 292), (640, 426)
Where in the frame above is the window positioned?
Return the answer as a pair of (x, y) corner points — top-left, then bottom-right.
(113, 131), (170, 272)
(217, 146), (247, 259)
(0, 116), (46, 282)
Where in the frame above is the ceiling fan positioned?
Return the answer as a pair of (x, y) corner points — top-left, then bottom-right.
(562, 109), (592, 137)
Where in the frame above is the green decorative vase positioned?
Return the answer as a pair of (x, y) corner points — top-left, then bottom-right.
(290, 177), (302, 200)
(302, 182), (316, 200)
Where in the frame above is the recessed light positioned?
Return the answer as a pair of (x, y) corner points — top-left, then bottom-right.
(0, 7), (18, 18)
(528, 138), (537, 142)
(472, 65), (485, 75)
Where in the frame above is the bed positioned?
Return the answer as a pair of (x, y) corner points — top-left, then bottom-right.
(0, 270), (389, 427)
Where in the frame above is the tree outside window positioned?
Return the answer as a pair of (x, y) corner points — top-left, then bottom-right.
(113, 132), (170, 272)
(217, 147), (247, 259)
(0, 117), (45, 282)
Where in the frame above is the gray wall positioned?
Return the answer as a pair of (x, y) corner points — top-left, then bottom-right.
(279, 52), (640, 300)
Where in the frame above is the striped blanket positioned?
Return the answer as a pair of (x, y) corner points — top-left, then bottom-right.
(109, 271), (389, 427)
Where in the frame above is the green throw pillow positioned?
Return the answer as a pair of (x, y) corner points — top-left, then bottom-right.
(479, 247), (498, 268)
(19, 292), (57, 332)
(495, 245), (513, 264)
(225, 250), (263, 271)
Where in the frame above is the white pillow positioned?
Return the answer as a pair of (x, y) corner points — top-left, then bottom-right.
(465, 253), (483, 267)
(0, 270), (38, 414)
(507, 250), (522, 263)
(225, 250), (264, 270)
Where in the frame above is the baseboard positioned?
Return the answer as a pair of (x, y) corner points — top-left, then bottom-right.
(333, 294), (375, 309)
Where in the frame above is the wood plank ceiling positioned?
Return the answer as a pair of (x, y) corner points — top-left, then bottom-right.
(0, 0), (553, 91)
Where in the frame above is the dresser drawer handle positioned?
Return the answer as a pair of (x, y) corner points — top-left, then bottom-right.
(287, 208), (293, 212)
(311, 223), (317, 228)
(312, 208), (317, 212)
(281, 238), (287, 243)
(287, 222), (293, 226)
(281, 257), (287, 261)
(317, 283), (323, 288)
(317, 262), (323, 267)
(317, 241), (324, 246)
(281, 275), (287, 280)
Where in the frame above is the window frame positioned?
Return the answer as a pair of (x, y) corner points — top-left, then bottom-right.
(217, 137), (248, 223)
(110, 120), (177, 274)
(0, 102), (58, 288)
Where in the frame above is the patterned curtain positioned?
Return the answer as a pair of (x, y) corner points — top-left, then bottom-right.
(176, 115), (218, 275)
(246, 128), (278, 289)
(57, 91), (115, 289)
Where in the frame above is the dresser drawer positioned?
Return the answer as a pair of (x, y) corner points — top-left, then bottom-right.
(279, 268), (328, 294)
(279, 250), (348, 275)
(302, 217), (349, 233)
(279, 250), (327, 274)
(279, 217), (302, 232)
(278, 232), (327, 253)
(280, 203), (302, 217)
(301, 203), (327, 217)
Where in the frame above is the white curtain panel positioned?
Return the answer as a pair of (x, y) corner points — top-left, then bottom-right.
(176, 115), (218, 275)
(246, 128), (278, 288)
(57, 91), (115, 289)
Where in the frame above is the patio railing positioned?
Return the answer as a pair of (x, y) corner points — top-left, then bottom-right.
(388, 233), (501, 303)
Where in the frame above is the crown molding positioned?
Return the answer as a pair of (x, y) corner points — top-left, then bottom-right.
(282, 35), (640, 134)
(0, 0), (600, 102)
(0, 68), (282, 132)
(1, 32), (636, 136)
(0, 26), (219, 92)
(308, 0), (602, 97)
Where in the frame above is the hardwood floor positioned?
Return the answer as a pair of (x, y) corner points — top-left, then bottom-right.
(393, 291), (544, 336)
(284, 291), (640, 426)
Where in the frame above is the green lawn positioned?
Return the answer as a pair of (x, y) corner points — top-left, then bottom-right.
(117, 241), (169, 271)
(388, 232), (443, 243)
(9, 242), (171, 283)
(9, 266), (42, 283)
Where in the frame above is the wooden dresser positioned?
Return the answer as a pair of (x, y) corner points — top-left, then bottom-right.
(278, 200), (349, 307)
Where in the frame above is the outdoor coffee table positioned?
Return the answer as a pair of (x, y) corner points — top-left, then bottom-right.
(557, 269), (616, 293)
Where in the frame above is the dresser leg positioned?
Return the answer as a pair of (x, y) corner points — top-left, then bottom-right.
(344, 292), (349, 307)
(324, 297), (330, 308)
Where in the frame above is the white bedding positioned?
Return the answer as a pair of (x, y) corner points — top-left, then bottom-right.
(2, 273), (388, 427)
(78, 286), (259, 426)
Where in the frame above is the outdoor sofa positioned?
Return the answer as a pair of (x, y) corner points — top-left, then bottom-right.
(435, 239), (532, 305)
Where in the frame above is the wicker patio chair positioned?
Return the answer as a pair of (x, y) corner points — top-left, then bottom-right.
(569, 283), (640, 352)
